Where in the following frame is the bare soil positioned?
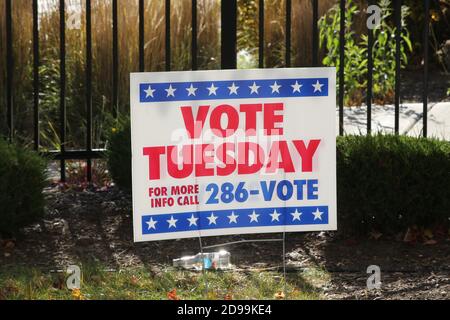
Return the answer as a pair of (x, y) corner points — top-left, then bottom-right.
(401, 69), (450, 103)
(0, 186), (448, 300)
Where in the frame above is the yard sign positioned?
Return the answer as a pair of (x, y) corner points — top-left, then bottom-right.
(130, 68), (336, 242)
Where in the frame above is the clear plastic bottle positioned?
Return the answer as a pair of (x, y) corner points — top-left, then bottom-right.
(173, 250), (231, 270)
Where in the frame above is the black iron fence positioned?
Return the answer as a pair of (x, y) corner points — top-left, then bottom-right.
(3, 0), (431, 182)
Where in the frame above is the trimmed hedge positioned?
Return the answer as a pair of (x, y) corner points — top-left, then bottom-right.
(0, 139), (47, 237)
(107, 122), (450, 235)
(337, 134), (450, 234)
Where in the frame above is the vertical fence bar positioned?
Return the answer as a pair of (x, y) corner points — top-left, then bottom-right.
(285, 0), (291, 67)
(423, 0), (429, 138)
(139, 0), (145, 72)
(59, 0), (66, 181)
(339, 0), (345, 136)
(86, 0), (93, 182)
(33, 0), (40, 150)
(312, 0), (318, 67)
(366, 2), (374, 135)
(6, 0), (13, 142)
(394, 0), (401, 134)
(165, 0), (171, 71)
(192, 0), (197, 70)
(221, 0), (237, 69)
(258, 0), (264, 68)
(112, 0), (119, 117)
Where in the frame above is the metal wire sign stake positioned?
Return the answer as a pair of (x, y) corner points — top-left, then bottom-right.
(130, 68), (337, 296)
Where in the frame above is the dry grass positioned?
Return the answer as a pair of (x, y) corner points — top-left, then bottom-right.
(0, 264), (326, 300)
(292, 0), (336, 66)
(0, 0), (335, 149)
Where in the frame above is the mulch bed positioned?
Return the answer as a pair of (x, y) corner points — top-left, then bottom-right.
(0, 186), (448, 300)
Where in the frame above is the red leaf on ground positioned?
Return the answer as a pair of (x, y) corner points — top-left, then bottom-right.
(167, 289), (180, 300)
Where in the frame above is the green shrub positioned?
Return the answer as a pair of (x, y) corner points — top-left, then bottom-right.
(319, 0), (412, 106)
(107, 117), (132, 192)
(337, 134), (450, 235)
(107, 123), (450, 235)
(0, 139), (47, 237)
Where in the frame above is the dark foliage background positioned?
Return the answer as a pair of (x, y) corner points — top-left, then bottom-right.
(0, 139), (46, 237)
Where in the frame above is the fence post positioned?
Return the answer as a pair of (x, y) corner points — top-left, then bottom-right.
(33, 0), (40, 150)
(221, 0), (237, 69)
(86, 0), (93, 183)
(59, 0), (66, 182)
(394, 0), (401, 134)
(6, 0), (13, 142)
(338, 0), (345, 136)
(285, 0), (291, 67)
(192, 0), (198, 70)
(423, 0), (429, 138)
(139, 0), (145, 72)
(258, 0), (264, 68)
(112, 0), (119, 118)
(366, 0), (374, 135)
(312, 0), (318, 67)
(165, 0), (171, 71)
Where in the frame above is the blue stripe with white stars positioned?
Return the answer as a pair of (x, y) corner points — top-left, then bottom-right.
(139, 78), (328, 103)
(141, 206), (328, 235)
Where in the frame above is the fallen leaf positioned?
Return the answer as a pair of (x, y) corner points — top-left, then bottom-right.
(52, 274), (65, 290)
(4, 240), (15, 251)
(130, 275), (139, 286)
(434, 226), (446, 240)
(224, 293), (233, 300)
(369, 230), (383, 240)
(71, 288), (84, 300)
(206, 291), (217, 300)
(274, 291), (285, 300)
(423, 229), (433, 239)
(424, 239), (437, 245)
(403, 227), (418, 243)
(167, 289), (180, 300)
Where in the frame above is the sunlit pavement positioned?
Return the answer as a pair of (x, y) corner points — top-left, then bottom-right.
(337, 102), (450, 141)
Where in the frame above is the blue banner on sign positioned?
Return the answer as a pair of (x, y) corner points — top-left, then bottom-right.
(139, 78), (328, 103)
(141, 206), (328, 235)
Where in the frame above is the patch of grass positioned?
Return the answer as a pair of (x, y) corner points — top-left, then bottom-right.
(0, 264), (328, 300)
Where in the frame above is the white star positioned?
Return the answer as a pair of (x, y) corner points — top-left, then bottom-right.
(312, 208), (323, 220)
(291, 81), (302, 93)
(249, 82), (260, 94)
(146, 217), (157, 230)
(165, 84), (176, 97)
(227, 211), (239, 224)
(187, 214), (198, 226)
(270, 210), (281, 222)
(167, 215), (178, 228)
(186, 84), (197, 96)
(144, 85), (155, 98)
(228, 211), (239, 223)
(207, 213), (218, 225)
(228, 82), (239, 95)
(248, 210), (260, 223)
(207, 83), (218, 96)
(312, 80), (324, 92)
(291, 209), (302, 221)
(270, 81), (281, 94)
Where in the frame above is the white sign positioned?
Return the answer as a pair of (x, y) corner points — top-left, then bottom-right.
(130, 68), (336, 242)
